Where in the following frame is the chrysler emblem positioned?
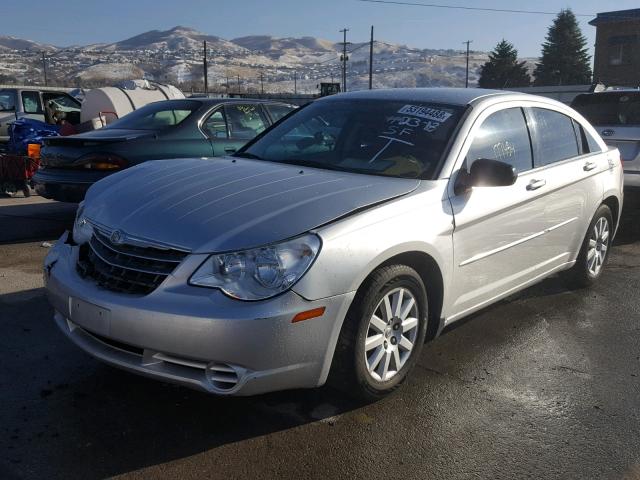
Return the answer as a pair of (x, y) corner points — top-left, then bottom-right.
(110, 230), (125, 245)
(601, 129), (615, 137)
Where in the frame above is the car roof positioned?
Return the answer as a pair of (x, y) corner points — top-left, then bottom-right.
(190, 97), (295, 106)
(318, 88), (511, 106)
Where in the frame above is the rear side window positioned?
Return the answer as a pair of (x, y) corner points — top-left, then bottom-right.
(466, 107), (533, 173)
(0, 90), (15, 111)
(266, 104), (295, 122)
(202, 109), (228, 138)
(572, 119), (603, 155)
(21, 91), (42, 114)
(528, 108), (579, 167)
(225, 104), (268, 139)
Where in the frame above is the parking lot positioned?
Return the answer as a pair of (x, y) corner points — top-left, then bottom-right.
(1, 192), (640, 480)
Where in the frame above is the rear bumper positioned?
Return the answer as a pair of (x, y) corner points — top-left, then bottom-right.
(44, 232), (355, 396)
(33, 169), (112, 202)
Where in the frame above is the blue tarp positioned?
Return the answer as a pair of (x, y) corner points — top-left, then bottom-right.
(7, 118), (59, 155)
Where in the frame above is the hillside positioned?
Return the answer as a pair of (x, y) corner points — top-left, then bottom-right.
(0, 26), (510, 91)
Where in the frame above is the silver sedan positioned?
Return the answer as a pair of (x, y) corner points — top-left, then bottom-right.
(44, 88), (624, 399)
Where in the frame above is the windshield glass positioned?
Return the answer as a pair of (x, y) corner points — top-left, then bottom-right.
(572, 92), (640, 126)
(106, 100), (201, 130)
(241, 99), (464, 179)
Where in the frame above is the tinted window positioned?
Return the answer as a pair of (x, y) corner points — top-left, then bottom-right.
(529, 108), (579, 167)
(572, 92), (640, 126)
(466, 108), (533, 173)
(106, 100), (200, 130)
(242, 99), (464, 179)
(225, 104), (268, 139)
(266, 104), (295, 122)
(202, 109), (228, 138)
(21, 91), (42, 114)
(0, 90), (15, 111)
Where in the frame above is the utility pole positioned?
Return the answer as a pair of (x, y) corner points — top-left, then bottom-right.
(260, 72), (264, 95)
(237, 74), (240, 94)
(294, 71), (297, 95)
(41, 52), (48, 86)
(339, 28), (350, 92)
(203, 41), (208, 96)
(369, 26), (374, 90)
(463, 40), (473, 88)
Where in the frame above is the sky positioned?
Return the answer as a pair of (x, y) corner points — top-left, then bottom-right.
(4, 0), (640, 57)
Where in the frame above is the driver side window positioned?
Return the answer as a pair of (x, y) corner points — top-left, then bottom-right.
(467, 108), (533, 173)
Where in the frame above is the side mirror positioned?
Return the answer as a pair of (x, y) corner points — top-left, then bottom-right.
(455, 158), (518, 195)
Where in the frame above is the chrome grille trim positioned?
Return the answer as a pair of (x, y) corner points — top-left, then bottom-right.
(76, 230), (189, 295)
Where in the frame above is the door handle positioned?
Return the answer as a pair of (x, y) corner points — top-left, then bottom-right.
(583, 161), (597, 172)
(224, 147), (237, 153)
(526, 179), (546, 191)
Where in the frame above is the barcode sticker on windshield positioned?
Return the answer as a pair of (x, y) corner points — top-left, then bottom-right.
(397, 105), (453, 123)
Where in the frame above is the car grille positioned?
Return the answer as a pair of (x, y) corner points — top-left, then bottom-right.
(76, 229), (188, 295)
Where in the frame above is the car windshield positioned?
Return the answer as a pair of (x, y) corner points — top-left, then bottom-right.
(572, 92), (640, 126)
(241, 99), (464, 179)
(106, 100), (201, 130)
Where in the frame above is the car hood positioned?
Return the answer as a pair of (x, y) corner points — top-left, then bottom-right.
(83, 157), (420, 253)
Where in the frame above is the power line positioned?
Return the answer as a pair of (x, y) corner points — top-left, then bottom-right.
(357, 0), (595, 17)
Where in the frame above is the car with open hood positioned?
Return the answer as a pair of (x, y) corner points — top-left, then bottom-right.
(33, 98), (295, 202)
(43, 88), (623, 399)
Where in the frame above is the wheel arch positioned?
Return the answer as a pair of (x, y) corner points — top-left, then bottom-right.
(358, 251), (445, 342)
(602, 195), (620, 230)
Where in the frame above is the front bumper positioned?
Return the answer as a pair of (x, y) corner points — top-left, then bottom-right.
(44, 232), (355, 396)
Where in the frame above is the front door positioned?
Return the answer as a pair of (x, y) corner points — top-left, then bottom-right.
(448, 106), (555, 320)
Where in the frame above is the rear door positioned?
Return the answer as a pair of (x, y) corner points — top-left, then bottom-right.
(523, 107), (604, 268)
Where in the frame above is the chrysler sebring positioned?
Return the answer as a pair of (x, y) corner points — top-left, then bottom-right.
(44, 88), (624, 399)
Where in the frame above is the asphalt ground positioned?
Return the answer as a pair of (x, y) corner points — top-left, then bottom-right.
(1, 192), (640, 480)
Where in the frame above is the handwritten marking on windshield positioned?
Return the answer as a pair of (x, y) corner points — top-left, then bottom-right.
(369, 135), (415, 164)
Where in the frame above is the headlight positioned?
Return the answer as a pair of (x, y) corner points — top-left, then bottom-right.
(190, 234), (321, 301)
(72, 202), (92, 244)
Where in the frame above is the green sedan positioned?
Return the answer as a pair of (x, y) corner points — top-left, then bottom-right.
(33, 98), (296, 202)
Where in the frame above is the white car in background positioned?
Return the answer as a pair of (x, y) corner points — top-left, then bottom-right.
(572, 90), (640, 189)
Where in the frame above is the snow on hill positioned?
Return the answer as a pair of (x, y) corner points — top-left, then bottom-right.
(0, 36), (56, 52)
(0, 26), (495, 91)
(101, 26), (246, 53)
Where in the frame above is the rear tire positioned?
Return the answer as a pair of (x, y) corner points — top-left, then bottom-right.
(563, 205), (613, 289)
(329, 265), (428, 401)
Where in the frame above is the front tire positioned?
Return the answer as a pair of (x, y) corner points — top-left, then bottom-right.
(330, 265), (428, 400)
(564, 204), (613, 288)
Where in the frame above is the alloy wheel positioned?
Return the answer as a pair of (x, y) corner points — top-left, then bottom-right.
(587, 217), (610, 276)
(364, 287), (420, 382)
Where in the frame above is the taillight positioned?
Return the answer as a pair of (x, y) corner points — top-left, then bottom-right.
(27, 143), (41, 160)
(76, 154), (128, 171)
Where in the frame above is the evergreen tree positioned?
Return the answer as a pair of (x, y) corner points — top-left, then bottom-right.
(534, 9), (592, 86)
(478, 40), (531, 88)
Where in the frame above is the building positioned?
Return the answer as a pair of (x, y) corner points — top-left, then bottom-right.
(590, 9), (640, 87)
